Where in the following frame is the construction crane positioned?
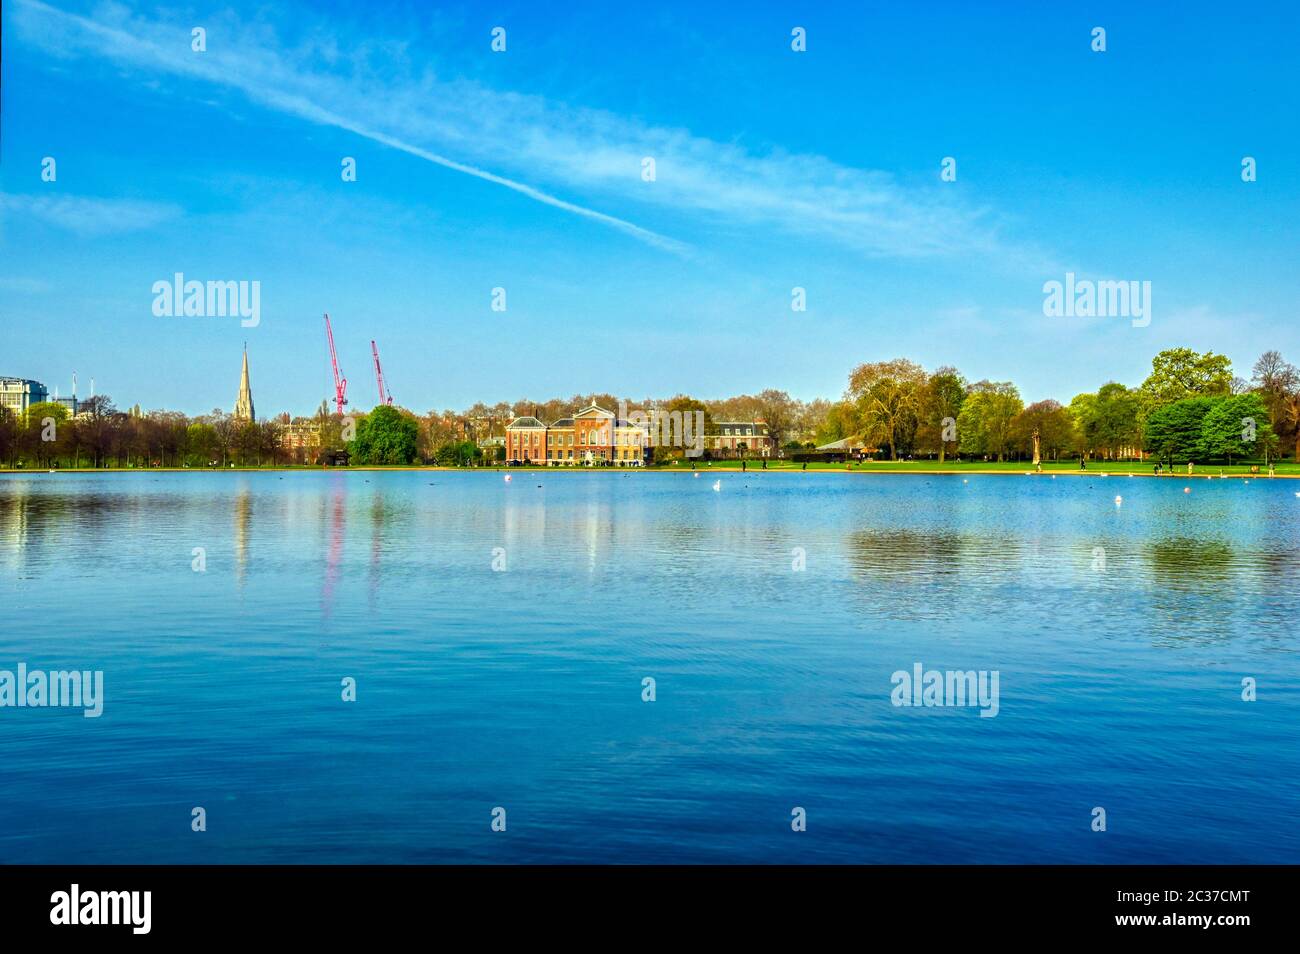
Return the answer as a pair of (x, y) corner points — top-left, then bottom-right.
(324, 313), (348, 415)
(371, 340), (393, 406)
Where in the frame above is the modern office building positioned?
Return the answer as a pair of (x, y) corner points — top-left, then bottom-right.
(0, 377), (49, 416)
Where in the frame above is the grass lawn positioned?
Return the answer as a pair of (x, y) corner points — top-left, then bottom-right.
(6, 459), (1299, 477)
(652, 458), (1300, 477)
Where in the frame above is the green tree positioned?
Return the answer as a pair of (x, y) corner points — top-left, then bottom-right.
(1198, 394), (1275, 463)
(916, 367), (966, 462)
(435, 440), (481, 466)
(186, 422), (219, 465)
(349, 405), (419, 464)
(1144, 397), (1215, 464)
(814, 401), (858, 446)
(1141, 348), (1233, 406)
(957, 381), (1023, 461)
(23, 401), (70, 467)
(1093, 382), (1143, 459)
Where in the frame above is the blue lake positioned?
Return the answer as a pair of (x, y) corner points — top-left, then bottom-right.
(1, 469), (1297, 863)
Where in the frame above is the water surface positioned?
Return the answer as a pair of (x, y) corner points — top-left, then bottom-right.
(1, 470), (1297, 863)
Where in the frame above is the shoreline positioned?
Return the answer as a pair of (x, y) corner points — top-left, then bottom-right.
(2, 465), (1296, 479)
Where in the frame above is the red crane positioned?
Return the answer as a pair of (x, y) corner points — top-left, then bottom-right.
(324, 313), (347, 415)
(371, 339), (393, 406)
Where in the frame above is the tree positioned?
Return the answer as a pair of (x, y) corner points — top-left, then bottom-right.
(1199, 394), (1275, 463)
(1093, 382), (1143, 458)
(1013, 400), (1076, 462)
(916, 366), (965, 462)
(1141, 348), (1233, 406)
(349, 405), (419, 464)
(846, 358), (926, 459)
(186, 422), (219, 465)
(435, 440), (480, 466)
(0, 406), (16, 467)
(814, 401), (858, 446)
(77, 395), (118, 468)
(957, 381), (1023, 461)
(1251, 350), (1298, 430)
(755, 389), (797, 449)
(662, 395), (712, 455)
(1144, 397), (1215, 464)
(23, 401), (70, 467)
(1285, 390), (1300, 462)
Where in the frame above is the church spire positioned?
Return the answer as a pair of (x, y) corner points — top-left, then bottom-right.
(234, 343), (255, 421)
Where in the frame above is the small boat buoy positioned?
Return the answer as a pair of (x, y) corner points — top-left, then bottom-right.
(1184, 487), (1191, 494)
(504, 474), (512, 483)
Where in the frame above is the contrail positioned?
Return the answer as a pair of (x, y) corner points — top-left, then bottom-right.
(14, 0), (688, 254)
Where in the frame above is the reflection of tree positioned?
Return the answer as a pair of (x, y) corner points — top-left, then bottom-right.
(1144, 537), (1237, 592)
(845, 529), (1025, 621)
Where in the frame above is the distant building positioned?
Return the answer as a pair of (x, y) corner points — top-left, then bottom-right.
(545, 417), (575, 464)
(52, 396), (79, 416)
(814, 436), (877, 460)
(233, 346), (255, 421)
(505, 416), (547, 464)
(281, 420), (323, 462)
(0, 377), (49, 416)
(507, 405), (648, 466)
(707, 421), (775, 458)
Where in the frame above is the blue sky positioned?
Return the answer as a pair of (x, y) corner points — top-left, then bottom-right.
(1, 0), (1297, 416)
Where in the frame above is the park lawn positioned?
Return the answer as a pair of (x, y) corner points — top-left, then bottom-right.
(5, 460), (1299, 477)
(654, 458), (1300, 477)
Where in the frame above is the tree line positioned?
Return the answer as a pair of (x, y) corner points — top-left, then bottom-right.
(814, 348), (1298, 464)
(3, 348), (1297, 468)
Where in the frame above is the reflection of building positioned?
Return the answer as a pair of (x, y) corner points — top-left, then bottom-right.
(707, 421), (775, 457)
(507, 405), (648, 466)
(233, 346), (255, 421)
(0, 377), (49, 415)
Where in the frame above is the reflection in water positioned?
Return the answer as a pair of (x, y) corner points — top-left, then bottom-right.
(322, 481), (345, 619)
(2, 471), (1299, 865)
(234, 486), (251, 587)
(846, 529), (1028, 622)
(370, 490), (385, 608)
(1146, 536), (1237, 591)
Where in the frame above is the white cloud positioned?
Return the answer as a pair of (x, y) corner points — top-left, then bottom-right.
(13, 0), (1029, 262)
(0, 192), (180, 236)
